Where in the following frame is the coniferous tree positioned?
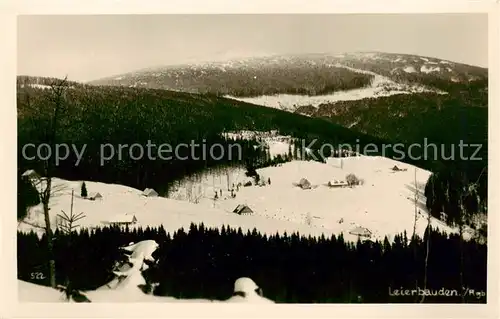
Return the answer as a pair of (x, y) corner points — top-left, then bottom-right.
(81, 182), (88, 198)
(17, 223), (486, 303)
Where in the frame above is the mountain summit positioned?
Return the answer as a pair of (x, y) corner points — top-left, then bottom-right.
(90, 52), (487, 103)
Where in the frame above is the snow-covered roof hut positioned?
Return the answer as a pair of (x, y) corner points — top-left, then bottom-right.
(21, 169), (40, 180)
(88, 192), (103, 200)
(233, 204), (254, 215)
(328, 179), (348, 188)
(142, 188), (158, 197)
(348, 226), (372, 238)
(104, 213), (138, 226)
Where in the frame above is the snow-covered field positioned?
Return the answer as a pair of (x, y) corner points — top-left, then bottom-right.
(168, 130), (463, 241)
(17, 153), (468, 303)
(170, 156), (462, 242)
(18, 280), (69, 302)
(17, 134), (473, 303)
(19, 127), (466, 244)
(222, 130), (295, 159)
(21, 169), (456, 242)
(224, 64), (446, 111)
(19, 152), (464, 244)
(19, 175), (340, 239)
(403, 66), (417, 73)
(421, 65), (441, 74)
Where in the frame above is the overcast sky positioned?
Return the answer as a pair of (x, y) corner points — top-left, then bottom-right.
(17, 14), (488, 82)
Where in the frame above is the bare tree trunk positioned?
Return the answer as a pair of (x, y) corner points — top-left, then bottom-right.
(41, 120), (57, 288)
(412, 168), (418, 238)
(42, 193), (56, 288)
(44, 77), (68, 288)
(411, 168), (419, 301)
(420, 176), (435, 303)
(64, 190), (74, 299)
(459, 222), (465, 303)
(420, 175), (438, 303)
(21, 76), (69, 288)
(420, 215), (431, 303)
(458, 185), (466, 303)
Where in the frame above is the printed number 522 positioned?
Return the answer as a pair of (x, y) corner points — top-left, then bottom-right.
(30, 272), (46, 280)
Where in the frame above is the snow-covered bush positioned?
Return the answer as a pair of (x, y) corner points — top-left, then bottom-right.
(346, 173), (361, 186)
(305, 212), (313, 226)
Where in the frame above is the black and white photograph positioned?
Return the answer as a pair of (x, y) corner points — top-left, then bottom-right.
(6, 7), (497, 313)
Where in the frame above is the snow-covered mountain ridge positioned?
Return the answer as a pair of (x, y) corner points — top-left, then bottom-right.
(89, 51), (486, 113)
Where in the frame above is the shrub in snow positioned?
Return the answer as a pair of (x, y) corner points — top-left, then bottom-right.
(245, 165), (258, 177)
(56, 283), (91, 302)
(226, 277), (274, 303)
(305, 213), (313, 226)
(254, 174), (261, 185)
(79, 240), (161, 302)
(475, 224), (487, 245)
(346, 173), (361, 186)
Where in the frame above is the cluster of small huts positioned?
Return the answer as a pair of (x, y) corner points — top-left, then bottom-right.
(293, 164), (408, 191)
(294, 177), (349, 190)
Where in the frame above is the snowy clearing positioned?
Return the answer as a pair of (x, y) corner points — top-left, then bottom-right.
(19, 153), (468, 244)
(420, 65), (441, 74)
(170, 156), (462, 242)
(225, 64), (446, 111)
(221, 130), (294, 159)
(403, 66), (417, 73)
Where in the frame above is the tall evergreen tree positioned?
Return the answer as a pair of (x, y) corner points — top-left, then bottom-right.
(81, 181), (88, 198)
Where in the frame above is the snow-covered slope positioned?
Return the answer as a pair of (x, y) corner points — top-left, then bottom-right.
(18, 130), (467, 242)
(170, 156), (462, 242)
(18, 177), (350, 240)
(18, 280), (69, 302)
(89, 51), (485, 114)
(224, 62), (446, 111)
(19, 153), (465, 243)
(222, 130), (295, 159)
(169, 130), (453, 242)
